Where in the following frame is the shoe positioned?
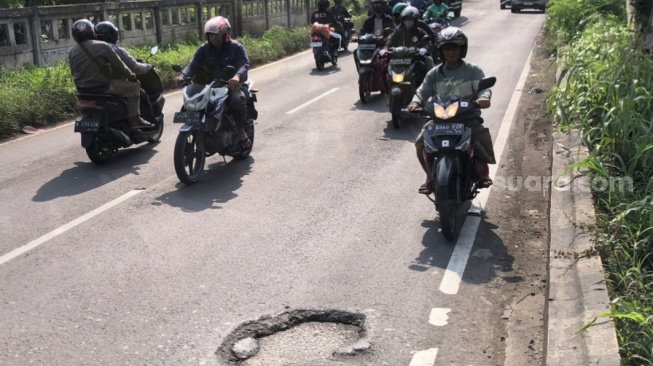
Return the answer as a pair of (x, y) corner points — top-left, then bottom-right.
(419, 182), (433, 195)
(477, 178), (493, 189)
(130, 117), (153, 129)
(239, 137), (252, 150)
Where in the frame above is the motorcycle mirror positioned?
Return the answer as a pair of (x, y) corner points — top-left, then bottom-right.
(478, 77), (497, 91)
(172, 64), (182, 72)
(222, 65), (237, 80)
(447, 11), (454, 18)
(383, 27), (393, 37)
(150, 45), (159, 55)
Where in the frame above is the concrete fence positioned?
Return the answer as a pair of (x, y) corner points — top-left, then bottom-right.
(0, 0), (318, 70)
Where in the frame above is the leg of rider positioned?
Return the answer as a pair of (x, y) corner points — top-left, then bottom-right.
(106, 79), (150, 127)
(330, 32), (342, 49)
(139, 89), (155, 123)
(467, 118), (494, 184)
(228, 89), (249, 143)
(415, 121), (434, 192)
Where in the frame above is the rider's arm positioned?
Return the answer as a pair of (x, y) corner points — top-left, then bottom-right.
(422, 5), (432, 19)
(102, 43), (137, 81)
(115, 46), (152, 75)
(411, 67), (437, 106)
(232, 42), (251, 82)
(180, 45), (205, 79)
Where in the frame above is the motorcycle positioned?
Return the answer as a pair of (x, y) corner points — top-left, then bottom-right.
(73, 46), (165, 164)
(311, 23), (338, 71)
(387, 45), (429, 128)
(425, 16), (450, 63)
(171, 65), (258, 186)
(354, 33), (389, 104)
(418, 77), (496, 241)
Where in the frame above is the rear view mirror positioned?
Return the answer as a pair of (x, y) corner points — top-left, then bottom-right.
(172, 64), (182, 72)
(150, 45), (159, 55)
(478, 77), (496, 91)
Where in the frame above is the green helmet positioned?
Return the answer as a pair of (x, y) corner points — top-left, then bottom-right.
(392, 2), (408, 15)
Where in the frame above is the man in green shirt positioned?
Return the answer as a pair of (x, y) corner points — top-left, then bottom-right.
(423, 0), (449, 20)
(407, 27), (495, 194)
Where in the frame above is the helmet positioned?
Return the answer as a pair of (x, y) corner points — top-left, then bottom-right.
(95, 21), (119, 44)
(71, 19), (95, 43)
(392, 3), (408, 15)
(400, 5), (419, 29)
(436, 26), (468, 58)
(371, 0), (387, 14)
(204, 16), (232, 42)
(318, 0), (329, 11)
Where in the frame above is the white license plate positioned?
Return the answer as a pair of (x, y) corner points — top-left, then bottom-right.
(173, 112), (201, 124)
(433, 123), (465, 136)
(74, 120), (100, 133)
(358, 44), (377, 50)
(311, 42), (323, 47)
(390, 58), (412, 65)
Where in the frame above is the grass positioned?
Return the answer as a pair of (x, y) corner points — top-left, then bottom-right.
(545, 0), (653, 363)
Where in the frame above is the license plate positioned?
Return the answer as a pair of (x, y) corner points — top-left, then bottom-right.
(74, 120), (100, 133)
(311, 42), (323, 47)
(358, 44), (377, 50)
(433, 123), (464, 136)
(390, 58), (412, 65)
(173, 112), (201, 124)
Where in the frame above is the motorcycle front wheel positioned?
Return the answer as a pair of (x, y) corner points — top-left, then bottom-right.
(174, 131), (205, 185)
(359, 73), (372, 104)
(391, 95), (403, 129)
(86, 135), (115, 164)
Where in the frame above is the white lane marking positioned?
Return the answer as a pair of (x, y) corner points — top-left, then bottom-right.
(0, 189), (144, 266)
(478, 11), (486, 16)
(429, 308), (451, 326)
(438, 45), (536, 295)
(286, 88), (339, 114)
(409, 348), (439, 366)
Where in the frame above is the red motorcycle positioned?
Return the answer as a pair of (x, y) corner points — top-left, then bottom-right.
(354, 33), (389, 104)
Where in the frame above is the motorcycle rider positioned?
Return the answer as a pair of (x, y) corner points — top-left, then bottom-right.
(68, 19), (152, 128)
(310, 0), (343, 55)
(94, 21), (156, 124)
(173, 16), (251, 148)
(406, 27), (495, 194)
(423, 0), (450, 20)
(329, 0), (354, 33)
(354, 0), (395, 70)
(392, 3), (436, 45)
(384, 5), (435, 86)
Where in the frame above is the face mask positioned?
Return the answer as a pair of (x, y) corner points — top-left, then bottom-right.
(403, 19), (415, 29)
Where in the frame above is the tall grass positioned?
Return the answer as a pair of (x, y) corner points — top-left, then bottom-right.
(0, 26), (310, 138)
(546, 7), (653, 363)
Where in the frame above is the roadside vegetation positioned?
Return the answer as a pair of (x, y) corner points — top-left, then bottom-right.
(545, 0), (653, 363)
(0, 0), (369, 139)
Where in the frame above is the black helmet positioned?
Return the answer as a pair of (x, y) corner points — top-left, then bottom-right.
(318, 0), (329, 11)
(71, 19), (96, 43)
(372, 0), (387, 14)
(436, 26), (468, 58)
(95, 21), (119, 44)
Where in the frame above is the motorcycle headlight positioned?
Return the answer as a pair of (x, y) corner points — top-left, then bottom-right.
(433, 103), (459, 119)
(392, 71), (405, 83)
(360, 59), (372, 65)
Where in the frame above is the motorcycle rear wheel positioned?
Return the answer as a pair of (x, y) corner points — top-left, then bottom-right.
(147, 119), (164, 143)
(174, 131), (205, 185)
(359, 73), (372, 104)
(86, 136), (115, 164)
(316, 58), (325, 71)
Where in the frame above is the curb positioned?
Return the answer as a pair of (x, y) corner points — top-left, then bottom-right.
(545, 130), (621, 365)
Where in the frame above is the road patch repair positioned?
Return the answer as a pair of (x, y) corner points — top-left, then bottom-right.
(215, 309), (370, 365)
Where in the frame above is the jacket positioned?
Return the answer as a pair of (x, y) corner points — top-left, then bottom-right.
(181, 40), (250, 84)
(68, 40), (136, 89)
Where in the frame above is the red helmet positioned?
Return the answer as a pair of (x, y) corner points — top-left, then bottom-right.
(204, 16), (231, 42)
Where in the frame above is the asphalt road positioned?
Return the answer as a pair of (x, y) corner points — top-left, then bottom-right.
(0, 1), (546, 365)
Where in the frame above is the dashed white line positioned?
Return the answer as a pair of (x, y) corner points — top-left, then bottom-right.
(286, 87), (339, 114)
(0, 189), (144, 266)
(410, 348), (439, 366)
(429, 308), (451, 326)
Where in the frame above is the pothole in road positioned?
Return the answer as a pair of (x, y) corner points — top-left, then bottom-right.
(215, 309), (370, 365)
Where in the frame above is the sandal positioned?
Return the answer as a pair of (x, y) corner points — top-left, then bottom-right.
(239, 137), (252, 150)
(419, 182), (432, 195)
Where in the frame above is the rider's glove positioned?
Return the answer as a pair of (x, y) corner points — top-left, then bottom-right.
(379, 49), (387, 56)
(418, 48), (427, 56)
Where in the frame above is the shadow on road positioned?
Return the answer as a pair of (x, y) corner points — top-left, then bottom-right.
(409, 214), (514, 286)
(32, 146), (158, 202)
(152, 157), (254, 212)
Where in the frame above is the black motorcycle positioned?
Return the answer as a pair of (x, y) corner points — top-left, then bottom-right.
(355, 34), (389, 103)
(387, 46), (429, 128)
(419, 77), (496, 241)
(336, 15), (355, 51)
(171, 65), (258, 185)
(73, 46), (165, 164)
(311, 24), (338, 70)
